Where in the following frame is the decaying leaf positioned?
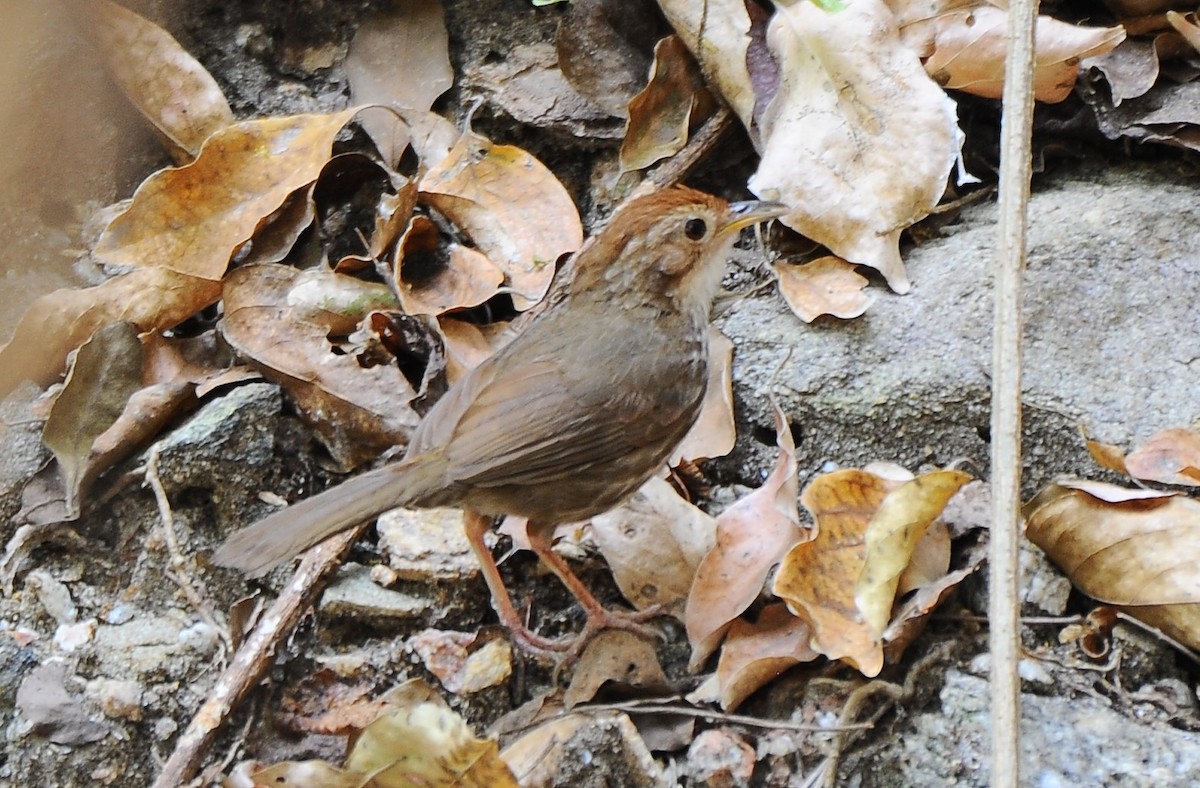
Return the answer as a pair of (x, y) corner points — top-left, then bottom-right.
(893, 1), (1125, 102)
(408, 630), (512, 695)
(1124, 427), (1200, 486)
(657, 0), (757, 135)
(671, 328), (736, 464)
(395, 216), (506, 316)
(76, 0), (233, 160)
(345, 0), (453, 166)
(500, 710), (659, 788)
(714, 604), (819, 711)
(556, 0), (660, 117)
(686, 403), (802, 670)
(590, 476), (717, 619)
(42, 322), (142, 517)
(94, 109), (359, 280)
(564, 631), (669, 709)
(221, 263), (419, 469)
(438, 318), (516, 385)
(347, 681), (519, 787)
(772, 466), (970, 676)
(748, 0), (961, 294)
(419, 130), (582, 310)
(0, 267), (222, 396)
(1025, 480), (1200, 651)
(620, 35), (713, 172)
(772, 256), (873, 322)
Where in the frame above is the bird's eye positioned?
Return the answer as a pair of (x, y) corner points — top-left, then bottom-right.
(684, 217), (707, 240)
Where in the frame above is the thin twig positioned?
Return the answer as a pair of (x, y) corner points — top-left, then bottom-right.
(575, 698), (873, 733)
(151, 524), (367, 788)
(992, 0), (1039, 776)
(145, 447), (232, 654)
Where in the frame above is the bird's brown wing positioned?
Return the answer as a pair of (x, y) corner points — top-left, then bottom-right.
(433, 353), (701, 490)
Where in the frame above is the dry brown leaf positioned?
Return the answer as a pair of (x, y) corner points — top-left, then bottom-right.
(772, 256), (874, 322)
(672, 328), (736, 464)
(620, 35), (713, 172)
(408, 630), (513, 695)
(657, 0), (757, 135)
(94, 109), (359, 281)
(590, 476), (717, 619)
(0, 267), (222, 396)
(437, 318), (516, 385)
(715, 604), (819, 712)
(856, 469), (971, 634)
(1025, 480), (1200, 650)
(564, 631), (670, 709)
(556, 0), (660, 117)
(895, 3), (1125, 102)
(1086, 39), (1160, 106)
(1125, 427), (1200, 486)
(882, 562), (978, 664)
(395, 216), (506, 315)
(42, 322), (142, 517)
(1085, 435), (1129, 475)
(243, 184), (318, 266)
(748, 0), (960, 294)
(896, 518), (951, 595)
(347, 680), (519, 788)
(773, 469), (887, 676)
(76, 0), (233, 160)
(221, 263), (419, 469)
(500, 711), (657, 788)
(419, 130), (582, 310)
(345, 0), (453, 166)
(1166, 12), (1200, 56)
(685, 403), (802, 670)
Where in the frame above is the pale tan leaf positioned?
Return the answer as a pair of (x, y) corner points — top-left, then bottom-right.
(715, 604), (818, 711)
(749, 0), (960, 294)
(1125, 427), (1200, 486)
(564, 631), (669, 709)
(773, 469), (887, 677)
(221, 263), (418, 469)
(686, 403), (802, 670)
(772, 256), (874, 322)
(395, 216), (506, 316)
(672, 328), (735, 463)
(77, 0), (233, 159)
(42, 322), (142, 516)
(437, 318), (516, 385)
(346, 0), (453, 166)
(591, 475), (717, 619)
(1025, 481), (1200, 651)
(657, 0), (757, 133)
(419, 131), (582, 310)
(620, 35), (712, 172)
(94, 109), (359, 280)
(855, 470), (972, 635)
(0, 267), (222, 395)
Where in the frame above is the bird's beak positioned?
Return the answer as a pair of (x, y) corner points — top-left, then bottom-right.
(720, 200), (789, 236)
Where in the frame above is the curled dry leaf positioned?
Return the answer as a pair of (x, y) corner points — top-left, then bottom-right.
(1124, 427), (1200, 486)
(773, 469), (888, 676)
(590, 475), (717, 619)
(685, 403), (802, 670)
(672, 328), (736, 464)
(657, 0), (757, 135)
(395, 215), (506, 316)
(419, 130), (582, 310)
(564, 630), (670, 709)
(772, 256), (874, 322)
(94, 109), (359, 280)
(714, 603), (818, 712)
(1025, 480), (1200, 650)
(855, 470), (971, 634)
(620, 35), (713, 172)
(1083, 430), (1129, 476)
(438, 318), (516, 385)
(1166, 12), (1200, 57)
(221, 264), (419, 469)
(243, 184), (317, 266)
(76, 0), (232, 160)
(748, 0), (960, 294)
(1086, 39), (1160, 106)
(345, 0), (453, 167)
(351, 704), (519, 787)
(893, 2), (1125, 102)
(42, 322), (142, 518)
(0, 267), (222, 396)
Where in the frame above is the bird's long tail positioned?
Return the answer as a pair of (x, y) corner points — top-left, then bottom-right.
(212, 452), (449, 578)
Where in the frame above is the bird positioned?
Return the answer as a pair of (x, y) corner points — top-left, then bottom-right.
(213, 186), (785, 655)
